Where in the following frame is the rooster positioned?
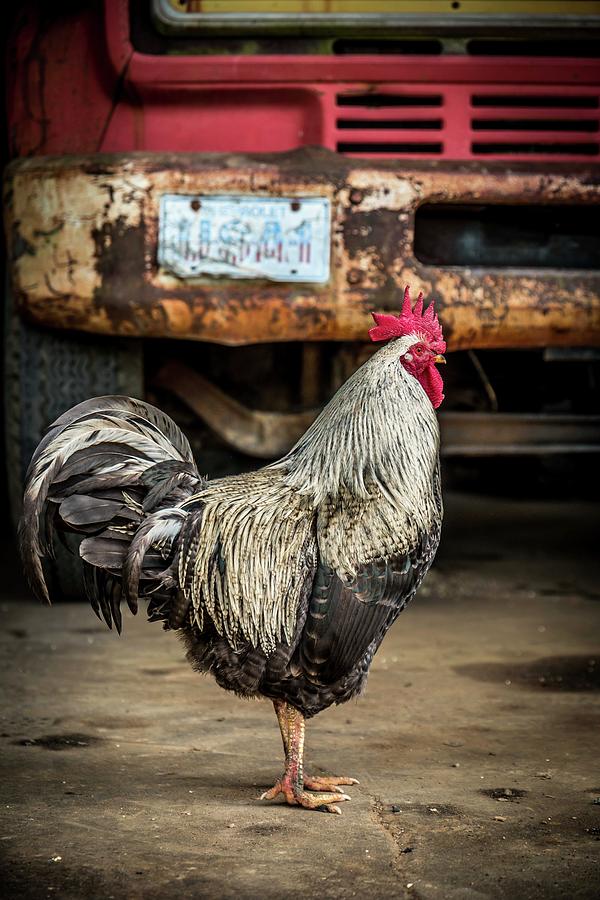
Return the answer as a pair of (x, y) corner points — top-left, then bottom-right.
(19, 286), (445, 815)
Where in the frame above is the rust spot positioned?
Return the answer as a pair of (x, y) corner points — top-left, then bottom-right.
(158, 298), (193, 333)
(91, 215), (151, 330)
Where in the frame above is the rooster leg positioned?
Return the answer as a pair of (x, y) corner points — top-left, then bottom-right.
(273, 697), (290, 753)
(272, 698), (359, 794)
(261, 701), (355, 814)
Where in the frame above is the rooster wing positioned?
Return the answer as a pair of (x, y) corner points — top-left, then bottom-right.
(295, 466), (443, 687)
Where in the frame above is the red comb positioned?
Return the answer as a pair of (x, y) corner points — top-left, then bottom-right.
(369, 285), (446, 353)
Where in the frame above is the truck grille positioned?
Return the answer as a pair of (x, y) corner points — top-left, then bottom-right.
(334, 88), (600, 161)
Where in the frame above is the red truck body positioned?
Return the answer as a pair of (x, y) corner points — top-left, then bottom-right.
(8, 3), (600, 162)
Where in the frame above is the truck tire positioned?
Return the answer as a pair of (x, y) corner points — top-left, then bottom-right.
(4, 296), (143, 599)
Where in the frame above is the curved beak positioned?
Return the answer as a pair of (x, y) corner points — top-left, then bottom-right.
(434, 354), (446, 365)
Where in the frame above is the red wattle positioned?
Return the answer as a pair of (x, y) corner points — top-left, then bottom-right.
(417, 363), (445, 409)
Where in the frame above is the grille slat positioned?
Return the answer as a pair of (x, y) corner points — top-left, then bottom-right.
(472, 120), (599, 133)
(471, 107), (600, 125)
(472, 142), (600, 156)
(337, 142), (443, 155)
(336, 127), (444, 143)
(337, 119), (443, 131)
(471, 94), (599, 109)
(337, 93), (443, 108)
(471, 109), (600, 123)
(471, 128), (599, 141)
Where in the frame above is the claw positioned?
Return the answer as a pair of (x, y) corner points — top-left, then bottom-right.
(260, 783), (284, 801)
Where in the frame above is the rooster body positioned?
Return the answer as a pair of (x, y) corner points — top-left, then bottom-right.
(20, 289), (445, 813)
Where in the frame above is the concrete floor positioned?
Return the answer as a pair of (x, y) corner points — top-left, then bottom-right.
(1, 492), (599, 900)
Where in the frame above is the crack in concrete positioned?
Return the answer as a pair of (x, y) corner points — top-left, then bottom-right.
(371, 796), (420, 899)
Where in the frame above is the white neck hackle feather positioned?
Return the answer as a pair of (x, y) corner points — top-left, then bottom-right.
(280, 335), (441, 574)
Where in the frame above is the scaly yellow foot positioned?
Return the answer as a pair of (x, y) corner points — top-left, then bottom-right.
(260, 775), (351, 815)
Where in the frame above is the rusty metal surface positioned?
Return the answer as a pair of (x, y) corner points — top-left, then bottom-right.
(4, 149), (600, 350)
(440, 411), (600, 456)
(154, 361), (317, 458)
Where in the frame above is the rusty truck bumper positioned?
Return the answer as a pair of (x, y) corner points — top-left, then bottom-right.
(4, 150), (600, 350)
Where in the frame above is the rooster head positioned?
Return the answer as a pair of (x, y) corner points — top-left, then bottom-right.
(369, 286), (447, 409)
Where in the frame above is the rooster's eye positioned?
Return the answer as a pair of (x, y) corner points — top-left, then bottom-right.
(414, 346), (423, 356)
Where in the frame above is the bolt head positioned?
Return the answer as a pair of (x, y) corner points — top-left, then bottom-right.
(347, 268), (363, 285)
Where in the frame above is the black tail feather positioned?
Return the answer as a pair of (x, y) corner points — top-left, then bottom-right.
(19, 396), (203, 629)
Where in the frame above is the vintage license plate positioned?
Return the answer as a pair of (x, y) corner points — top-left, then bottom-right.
(158, 194), (331, 282)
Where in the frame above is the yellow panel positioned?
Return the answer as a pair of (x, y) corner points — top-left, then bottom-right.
(171, 1), (600, 15)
